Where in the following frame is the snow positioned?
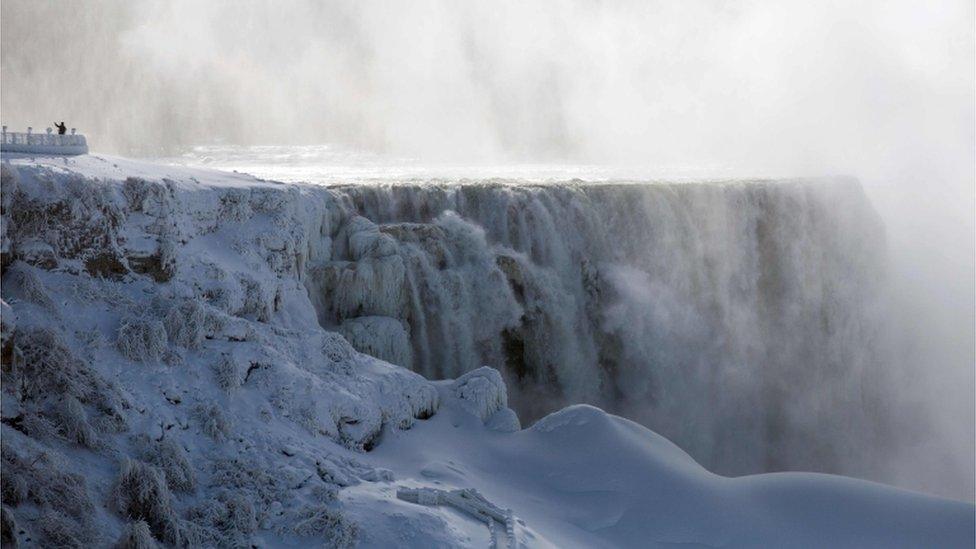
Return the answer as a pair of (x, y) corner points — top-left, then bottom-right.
(358, 402), (974, 548)
(0, 152), (972, 548)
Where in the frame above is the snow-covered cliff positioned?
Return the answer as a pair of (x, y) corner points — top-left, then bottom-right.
(0, 153), (970, 548)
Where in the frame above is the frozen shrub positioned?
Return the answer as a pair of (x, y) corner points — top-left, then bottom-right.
(218, 493), (256, 537)
(1, 442), (94, 518)
(239, 276), (272, 322)
(290, 505), (358, 548)
(117, 316), (167, 363)
(112, 459), (182, 546)
(113, 520), (159, 549)
(1, 442), (97, 545)
(320, 331), (356, 370)
(54, 396), (99, 449)
(10, 328), (102, 402)
(208, 458), (288, 507)
(4, 264), (56, 311)
(122, 177), (165, 213)
(212, 355), (240, 391)
(38, 509), (94, 548)
(194, 403), (231, 440)
(1, 506), (15, 547)
(187, 492), (257, 546)
(218, 189), (253, 222)
(137, 436), (195, 493)
(19, 408), (59, 440)
(91, 389), (130, 434)
(163, 300), (206, 349)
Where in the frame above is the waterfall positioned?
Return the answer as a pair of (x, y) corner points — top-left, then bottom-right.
(307, 177), (893, 478)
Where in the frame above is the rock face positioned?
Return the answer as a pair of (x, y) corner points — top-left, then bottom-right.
(0, 157), (439, 547)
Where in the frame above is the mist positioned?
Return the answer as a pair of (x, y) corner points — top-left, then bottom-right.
(2, 0), (973, 500)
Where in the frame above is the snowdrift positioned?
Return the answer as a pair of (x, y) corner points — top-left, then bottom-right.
(0, 152), (971, 548)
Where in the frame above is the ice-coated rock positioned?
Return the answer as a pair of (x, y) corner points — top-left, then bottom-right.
(338, 315), (412, 368)
(451, 366), (509, 423)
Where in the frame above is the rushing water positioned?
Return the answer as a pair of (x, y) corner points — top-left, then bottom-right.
(160, 145), (897, 481)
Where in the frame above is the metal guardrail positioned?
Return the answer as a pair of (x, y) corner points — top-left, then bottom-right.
(1, 126), (89, 155)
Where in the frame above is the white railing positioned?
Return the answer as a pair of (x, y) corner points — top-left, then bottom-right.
(1, 126), (89, 155)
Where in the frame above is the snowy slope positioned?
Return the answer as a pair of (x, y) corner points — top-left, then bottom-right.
(0, 153), (972, 548)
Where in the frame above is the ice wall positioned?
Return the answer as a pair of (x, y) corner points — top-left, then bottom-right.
(311, 179), (893, 478)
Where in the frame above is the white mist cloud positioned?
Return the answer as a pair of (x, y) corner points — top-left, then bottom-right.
(2, 0), (972, 499)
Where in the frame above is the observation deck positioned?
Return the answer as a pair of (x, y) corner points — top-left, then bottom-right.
(1, 126), (88, 155)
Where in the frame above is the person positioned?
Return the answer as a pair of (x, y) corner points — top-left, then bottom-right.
(54, 122), (66, 135)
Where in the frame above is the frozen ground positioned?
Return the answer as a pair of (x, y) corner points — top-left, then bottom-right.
(0, 152), (972, 548)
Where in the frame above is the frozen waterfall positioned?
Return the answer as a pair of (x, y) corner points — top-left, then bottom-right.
(307, 178), (892, 478)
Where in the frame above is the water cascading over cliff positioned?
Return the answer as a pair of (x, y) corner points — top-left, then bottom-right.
(305, 178), (892, 478)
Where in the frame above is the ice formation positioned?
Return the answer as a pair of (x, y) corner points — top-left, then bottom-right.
(0, 153), (970, 548)
(311, 179), (893, 479)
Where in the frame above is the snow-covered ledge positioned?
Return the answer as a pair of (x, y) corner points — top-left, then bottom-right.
(1, 126), (88, 155)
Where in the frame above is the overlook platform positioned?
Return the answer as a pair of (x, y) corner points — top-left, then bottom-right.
(1, 127), (88, 155)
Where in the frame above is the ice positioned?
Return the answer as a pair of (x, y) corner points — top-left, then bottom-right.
(0, 152), (970, 548)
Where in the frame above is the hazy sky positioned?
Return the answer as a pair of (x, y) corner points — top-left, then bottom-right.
(1, 1), (970, 169)
(2, 0), (973, 499)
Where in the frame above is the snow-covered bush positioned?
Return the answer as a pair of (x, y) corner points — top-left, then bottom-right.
(321, 331), (356, 369)
(186, 492), (257, 547)
(137, 436), (195, 493)
(122, 177), (167, 214)
(8, 327), (103, 403)
(117, 316), (167, 363)
(3, 264), (56, 311)
(1, 442), (95, 540)
(54, 395), (99, 449)
(218, 188), (253, 223)
(17, 407), (59, 440)
(290, 504), (358, 548)
(91, 387), (130, 434)
(208, 458), (287, 506)
(112, 459), (183, 546)
(239, 275), (274, 322)
(38, 509), (95, 548)
(163, 300), (207, 349)
(212, 355), (241, 391)
(113, 520), (159, 549)
(333, 406), (383, 452)
(194, 402), (231, 440)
